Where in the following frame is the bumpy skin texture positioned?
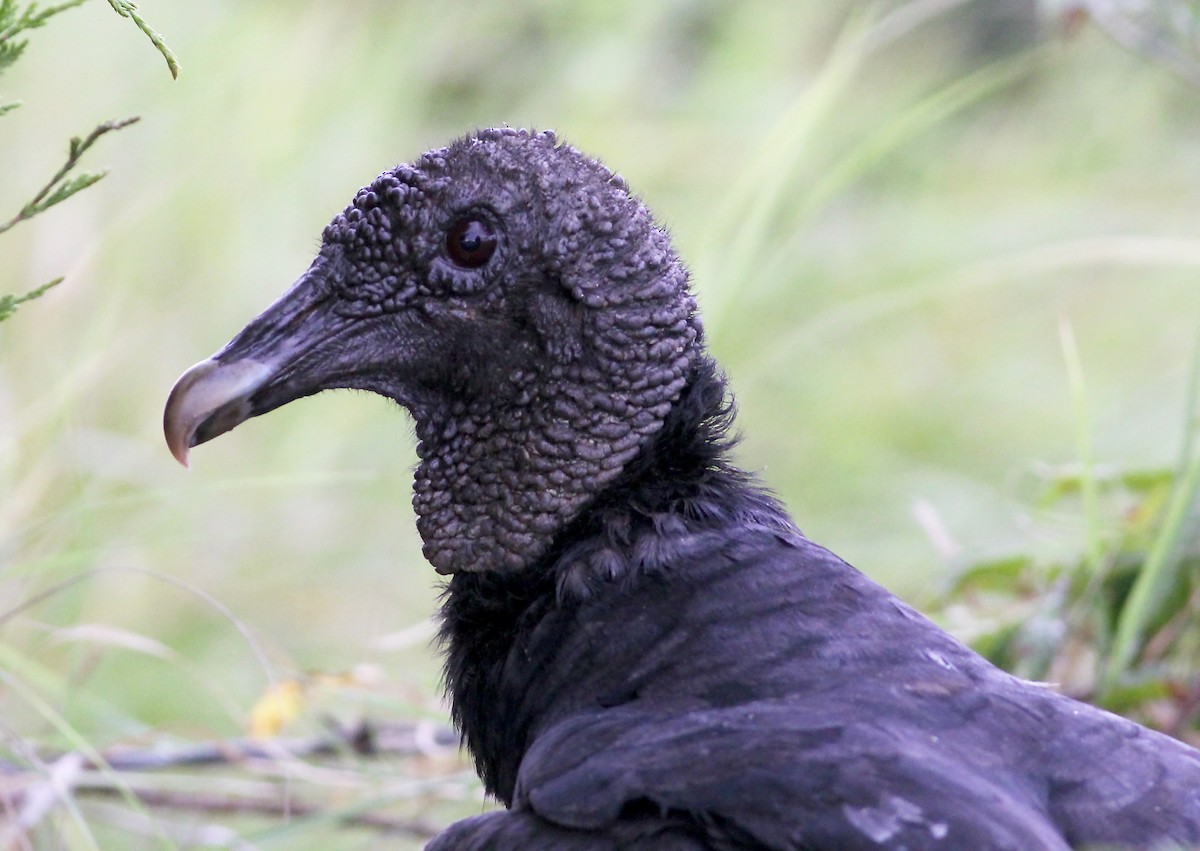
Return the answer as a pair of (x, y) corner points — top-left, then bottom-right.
(167, 129), (1200, 849)
(319, 132), (699, 575)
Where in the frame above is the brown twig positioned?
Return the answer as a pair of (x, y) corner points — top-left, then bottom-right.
(0, 719), (459, 776)
(104, 718), (459, 771)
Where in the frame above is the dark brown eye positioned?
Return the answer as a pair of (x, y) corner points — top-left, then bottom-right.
(446, 218), (497, 269)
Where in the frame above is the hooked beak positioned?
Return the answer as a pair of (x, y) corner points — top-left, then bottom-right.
(164, 253), (357, 467)
(164, 358), (276, 467)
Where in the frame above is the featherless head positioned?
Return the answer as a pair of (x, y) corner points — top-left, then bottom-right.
(165, 129), (703, 573)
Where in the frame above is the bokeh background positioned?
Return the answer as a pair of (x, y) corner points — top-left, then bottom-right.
(3, 1), (1200, 847)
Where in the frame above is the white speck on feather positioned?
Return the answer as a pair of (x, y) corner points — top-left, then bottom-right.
(843, 794), (948, 844)
(923, 648), (956, 670)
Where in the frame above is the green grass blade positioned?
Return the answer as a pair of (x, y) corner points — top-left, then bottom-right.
(746, 236), (1200, 382)
(1104, 321), (1200, 692)
(705, 42), (1040, 350)
(0, 667), (178, 851)
(701, 7), (877, 343)
(797, 47), (1041, 225)
(1058, 318), (1103, 573)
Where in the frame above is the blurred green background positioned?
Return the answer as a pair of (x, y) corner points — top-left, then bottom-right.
(3, 0), (1200, 847)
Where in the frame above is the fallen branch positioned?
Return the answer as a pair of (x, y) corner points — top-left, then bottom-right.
(70, 783), (450, 840)
(0, 719), (470, 845)
(91, 718), (460, 773)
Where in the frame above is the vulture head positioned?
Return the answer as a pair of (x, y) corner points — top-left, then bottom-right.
(164, 128), (702, 575)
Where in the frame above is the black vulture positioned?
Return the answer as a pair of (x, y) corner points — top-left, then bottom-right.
(164, 128), (1200, 850)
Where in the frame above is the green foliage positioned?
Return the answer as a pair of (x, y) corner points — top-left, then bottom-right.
(0, 0), (89, 68)
(0, 275), (62, 321)
(0, 0), (179, 85)
(0, 0), (88, 110)
(0, 0), (174, 324)
(104, 0), (178, 79)
(938, 395), (1200, 741)
(4, 1), (1200, 847)
(0, 0), (95, 323)
(0, 117), (138, 321)
(1105, 336), (1200, 695)
(0, 117), (139, 236)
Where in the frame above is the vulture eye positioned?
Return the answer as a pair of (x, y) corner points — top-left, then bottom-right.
(445, 218), (498, 269)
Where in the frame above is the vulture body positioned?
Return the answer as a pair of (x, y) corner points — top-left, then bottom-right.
(165, 128), (1200, 850)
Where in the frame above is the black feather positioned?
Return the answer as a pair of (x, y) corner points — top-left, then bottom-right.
(173, 128), (1200, 850)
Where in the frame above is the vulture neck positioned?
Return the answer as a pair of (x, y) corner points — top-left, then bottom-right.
(437, 355), (793, 801)
(410, 341), (696, 577)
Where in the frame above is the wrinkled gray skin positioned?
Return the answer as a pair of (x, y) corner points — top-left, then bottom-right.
(166, 129), (1200, 850)
(167, 128), (697, 576)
